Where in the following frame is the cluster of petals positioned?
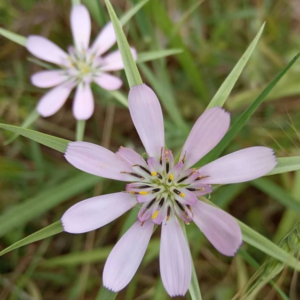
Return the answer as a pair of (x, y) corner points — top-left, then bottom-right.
(26, 4), (136, 120)
(61, 84), (277, 296)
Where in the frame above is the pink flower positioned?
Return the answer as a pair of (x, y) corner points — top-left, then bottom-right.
(26, 4), (137, 120)
(61, 84), (277, 296)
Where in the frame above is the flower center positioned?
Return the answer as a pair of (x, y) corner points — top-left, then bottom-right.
(123, 149), (211, 225)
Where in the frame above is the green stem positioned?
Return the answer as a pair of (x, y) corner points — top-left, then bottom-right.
(96, 286), (117, 300)
(76, 120), (86, 141)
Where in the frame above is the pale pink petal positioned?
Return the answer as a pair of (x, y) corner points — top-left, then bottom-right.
(73, 83), (94, 120)
(37, 82), (75, 117)
(100, 48), (137, 71)
(26, 35), (69, 66)
(193, 201), (242, 256)
(70, 4), (91, 51)
(199, 147), (277, 184)
(65, 141), (135, 181)
(116, 147), (147, 167)
(103, 220), (154, 292)
(31, 70), (68, 88)
(90, 22), (116, 56)
(62, 192), (136, 234)
(93, 73), (122, 91)
(160, 216), (192, 297)
(129, 84), (165, 160)
(180, 107), (230, 169)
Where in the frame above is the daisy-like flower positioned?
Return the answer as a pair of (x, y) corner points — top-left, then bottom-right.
(26, 4), (136, 120)
(61, 84), (277, 296)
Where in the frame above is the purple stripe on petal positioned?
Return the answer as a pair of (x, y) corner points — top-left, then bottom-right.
(93, 73), (122, 91)
(90, 22), (116, 57)
(26, 35), (69, 66)
(62, 192), (136, 234)
(72, 83), (94, 120)
(199, 147), (277, 184)
(65, 141), (135, 181)
(103, 220), (154, 292)
(193, 201), (242, 256)
(31, 70), (68, 88)
(160, 216), (192, 297)
(180, 107), (230, 169)
(129, 84), (165, 160)
(70, 4), (91, 51)
(37, 82), (75, 117)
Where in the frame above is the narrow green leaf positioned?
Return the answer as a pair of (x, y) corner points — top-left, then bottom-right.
(4, 109), (39, 145)
(108, 90), (128, 107)
(76, 120), (86, 141)
(96, 286), (117, 300)
(252, 177), (300, 214)
(0, 221), (63, 256)
(104, 0), (142, 87)
(0, 28), (27, 46)
(266, 156), (300, 176)
(0, 173), (100, 237)
(189, 264), (202, 300)
(119, 0), (150, 26)
(199, 52), (300, 166)
(137, 49), (183, 63)
(207, 23), (265, 109)
(203, 198), (300, 272)
(0, 123), (69, 153)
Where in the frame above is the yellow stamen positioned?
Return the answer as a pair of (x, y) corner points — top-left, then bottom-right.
(152, 210), (159, 219)
(180, 192), (185, 197)
(169, 174), (174, 181)
(139, 191), (148, 195)
(130, 191), (136, 195)
(151, 171), (157, 176)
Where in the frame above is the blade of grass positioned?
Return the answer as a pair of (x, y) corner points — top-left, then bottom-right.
(0, 173), (100, 237)
(4, 109), (39, 145)
(76, 120), (86, 141)
(0, 222), (62, 256)
(199, 52), (300, 166)
(119, 0), (150, 26)
(104, 0), (142, 87)
(203, 198), (300, 272)
(137, 49), (183, 63)
(0, 124), (70, 153)
(266, 156), (300, 176)
(207, 23), (265, 109)
(0, 28), (27, 46)
(96, 287), (117, 300)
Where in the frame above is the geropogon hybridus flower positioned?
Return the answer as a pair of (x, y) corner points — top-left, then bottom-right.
(61, 84), (277, 296)
(26, 4), (136, 120)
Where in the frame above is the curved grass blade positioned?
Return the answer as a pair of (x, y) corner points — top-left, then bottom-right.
(199, 52), (300, 166)
(4, 109), (39, 145)
(0, 28), (26, 46)
(0, 173), (100, 238)
(96, 287), (117, 300)
(137, 49), (183, 63)
(119, 0), (150, 26)
(207, 23), (265, 109)
(202, 198), (300, 272)
(0, 221), (63, 256)
(252, 177), (300, 214)
(266, 156), (300, 176)
(0, 123), (69, 153)
(104, 0), (142, 87)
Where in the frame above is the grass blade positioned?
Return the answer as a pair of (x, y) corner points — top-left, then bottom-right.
(0, 124), (69, 153)
(0, 173), (100, 237)
(199, 52), (300, 166)
(0, 28), (27, 46)
(0, 221), (63, 256)
(189, 263), (202, 300)
(96, 286), (117, 300)
(207, 23), (265, 109)
(266, 156), (300, 176)
(137, 49), (183, 63)
(104, 0), (142, 87)
(119, 0), (150, 26)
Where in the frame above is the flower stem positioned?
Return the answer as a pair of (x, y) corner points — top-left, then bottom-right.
(76, 120), (86, 141)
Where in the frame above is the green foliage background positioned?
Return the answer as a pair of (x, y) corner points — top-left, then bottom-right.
(1, 0), (300, 299)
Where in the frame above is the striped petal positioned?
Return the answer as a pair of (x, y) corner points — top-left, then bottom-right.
(31, 70), (68, 88)
(62, 192), (136, 233)
(129, 84), (165, 160)
(93, 73), (122, 91)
